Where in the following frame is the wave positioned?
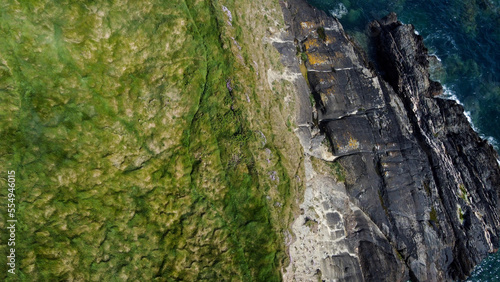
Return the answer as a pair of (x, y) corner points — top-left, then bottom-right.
(329, 3), (348, 19)
(428, 53), (441, 62)
(440, 86), (499, 148)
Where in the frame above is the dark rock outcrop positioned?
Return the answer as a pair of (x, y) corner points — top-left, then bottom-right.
(277, 0), (500, 281)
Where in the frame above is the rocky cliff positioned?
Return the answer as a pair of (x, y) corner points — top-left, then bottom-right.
(277, 0), (500, 281)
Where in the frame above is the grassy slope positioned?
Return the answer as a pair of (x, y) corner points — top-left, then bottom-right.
(0, 0), (303, 281)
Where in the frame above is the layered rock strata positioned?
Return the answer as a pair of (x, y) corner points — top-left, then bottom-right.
(277, 0), (500, 281)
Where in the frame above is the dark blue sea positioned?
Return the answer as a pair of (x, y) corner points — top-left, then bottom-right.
(308, 0), (500, 280)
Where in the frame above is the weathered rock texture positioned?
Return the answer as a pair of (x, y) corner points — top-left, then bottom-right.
(277, 0), (500, 281)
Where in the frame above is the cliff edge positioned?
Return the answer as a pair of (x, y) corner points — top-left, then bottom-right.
(277, 0), (500, 281)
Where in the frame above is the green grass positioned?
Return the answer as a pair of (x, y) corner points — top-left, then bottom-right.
(429, 206), (439, 227)
(304, 218), (318, 230)
(458, 184), (470, 204)
(317, 27), (326, 41)
(301, 52), (308, 62)
(309, 93), (316, 107)
(0, 0), (293, 280)
(329, 161), (346, 182)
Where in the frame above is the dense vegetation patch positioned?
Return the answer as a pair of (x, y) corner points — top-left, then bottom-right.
(0, 0), (300, 280)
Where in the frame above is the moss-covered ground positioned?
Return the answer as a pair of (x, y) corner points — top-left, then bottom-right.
(0, 0), (304, 280)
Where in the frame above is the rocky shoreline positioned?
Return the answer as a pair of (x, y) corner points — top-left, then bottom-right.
(276, 0), (500, 280)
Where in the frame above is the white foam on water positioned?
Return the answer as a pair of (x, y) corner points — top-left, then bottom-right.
(429, 53), (442, 62)
(425, 31), (459, 52)
(329, 3), (348, 19)
(441, 85), (462, 103)
(441, 86), (500, 149)
(481, 132), (499, 154)
(441, 86), (471, 122)
(486, 135), (499, 148)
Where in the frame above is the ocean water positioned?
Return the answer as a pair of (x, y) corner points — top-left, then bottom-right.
(309, 0), (500, 149)
(467, 251), (500, 281)
(308, 0), (500, 279)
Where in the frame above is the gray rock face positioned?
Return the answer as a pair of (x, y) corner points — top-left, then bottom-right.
(278, 1), (500, 281)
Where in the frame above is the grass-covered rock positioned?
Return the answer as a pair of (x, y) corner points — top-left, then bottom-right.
(0, 0), (304, 280)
